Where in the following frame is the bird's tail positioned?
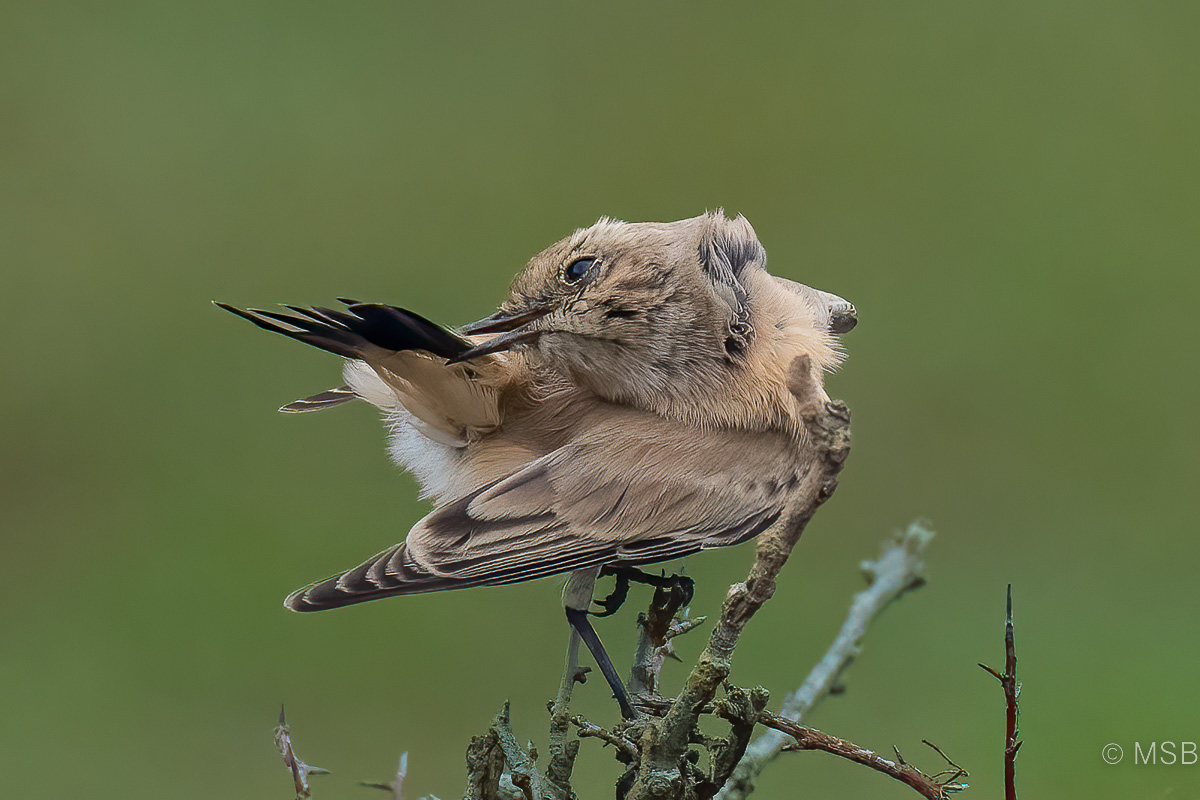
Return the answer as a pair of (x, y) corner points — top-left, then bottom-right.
(219, 297), (506, 444)
(215, 299), (471, 362)
(284, 541), (473, 611)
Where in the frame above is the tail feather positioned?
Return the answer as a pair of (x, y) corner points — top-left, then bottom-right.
(215, 300), (471, 361)
(284, 542), (445, 611)
(340, 303), (469, 358)
(280, 386), (357, 413)
(283, 540), (613, 612)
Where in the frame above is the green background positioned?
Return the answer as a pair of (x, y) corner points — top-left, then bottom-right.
(2, 2), (1197, 797)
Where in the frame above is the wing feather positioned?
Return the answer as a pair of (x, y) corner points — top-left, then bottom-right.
(285, 418), (805, 612)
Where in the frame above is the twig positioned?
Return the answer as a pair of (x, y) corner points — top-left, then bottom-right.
(568, 715), (640, 760)
(921, 740), (970, 788)
(624, 357), (852, 800)
(545, 627), (582, 798)
(759, 712), (962, 799)
(464, 729), (511, 800)
(361, 752), (408, 800)
(717, 521), (934, 799)
(491, 702), (546, 800)
(274, 706), (329, 799)
(708, 685), (771, 791)
(629, 576), (706, 697)
(979, 585), (1020, 800)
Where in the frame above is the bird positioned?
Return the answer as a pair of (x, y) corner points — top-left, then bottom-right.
(218, 210), (856, 718)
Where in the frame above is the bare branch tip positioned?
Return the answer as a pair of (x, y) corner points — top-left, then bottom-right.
(978, 663), (1002, 681)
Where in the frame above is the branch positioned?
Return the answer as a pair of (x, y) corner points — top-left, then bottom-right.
(629, 576), (705, 697)
(624, 358), (852, 800)
(717, 521), (934, 798)
(491, 702), (546, 800)
(361, 752), (408, 800)
(626, 684), (962, 798)
(979, 585), (1020, 800)
(464, 729), (513, 800)
(273, 706), (329, 799)
(757, 711), (963, 799)
(545, 628), (583, 798)
(709, 684), (771, 790)
(568, 715), (639, 760)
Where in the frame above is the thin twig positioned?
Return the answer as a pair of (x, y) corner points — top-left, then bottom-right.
(629, 575), (705, 697)
(491, 702), (546, 800)
(545, 627), (582, 798)
(274, 706), (329, 800)
(979, 585), (1020, 800)
(921, 740), (970, 788)
(759, 711), (962, 799)
(717, 521), (934, 799)
(568, 715), (640, 760)
(361, 752), (408, 800)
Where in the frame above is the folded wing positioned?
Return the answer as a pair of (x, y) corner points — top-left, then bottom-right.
(285, 416), (803, 610)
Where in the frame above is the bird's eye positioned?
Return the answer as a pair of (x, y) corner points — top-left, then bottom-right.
(563, 257), (597, 284)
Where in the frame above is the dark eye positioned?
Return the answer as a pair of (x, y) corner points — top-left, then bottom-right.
(564, 257), (597, 283)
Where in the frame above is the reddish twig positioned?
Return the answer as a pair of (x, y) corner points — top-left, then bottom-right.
(759, 711), (963, 799)
(979, 585), (1020, 800)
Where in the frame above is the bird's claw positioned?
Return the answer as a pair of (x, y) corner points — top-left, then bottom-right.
(591, 571), (631, 617)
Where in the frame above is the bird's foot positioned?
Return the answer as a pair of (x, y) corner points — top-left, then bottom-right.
(592, 567), (694, 617)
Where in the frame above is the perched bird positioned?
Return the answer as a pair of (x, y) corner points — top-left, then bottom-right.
(219, 211), (855, 717)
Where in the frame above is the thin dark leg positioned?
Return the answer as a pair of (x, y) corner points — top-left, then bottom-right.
(565, 607), (637, 719)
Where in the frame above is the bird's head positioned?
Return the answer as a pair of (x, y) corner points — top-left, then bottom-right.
(459, 211), (855, 424)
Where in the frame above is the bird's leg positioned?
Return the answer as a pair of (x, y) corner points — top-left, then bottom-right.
(562, 568), (637, 720)
(592, 566), (695, 616)
(565, 609), (637, 720)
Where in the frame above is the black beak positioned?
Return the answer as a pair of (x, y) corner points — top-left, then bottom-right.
(459, 306), (553, 334)
(448, 329), (543, 363)
(450, 305), (554, 362)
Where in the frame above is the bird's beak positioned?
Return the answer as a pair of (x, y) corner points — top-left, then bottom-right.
(451, 305), (554, 362)
(459, 306), (553, 334)
(449, 329), (543, 362)
(807, 288), (857, 334)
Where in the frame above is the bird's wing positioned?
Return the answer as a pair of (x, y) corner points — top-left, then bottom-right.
(285, 415), (805, 611)
(351, 350), (504, 445)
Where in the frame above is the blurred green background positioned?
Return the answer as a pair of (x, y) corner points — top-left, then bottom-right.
(2, 1), (1197, 797)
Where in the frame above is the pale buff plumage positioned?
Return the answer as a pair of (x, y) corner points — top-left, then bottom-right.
(220, 211), (856, 613)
